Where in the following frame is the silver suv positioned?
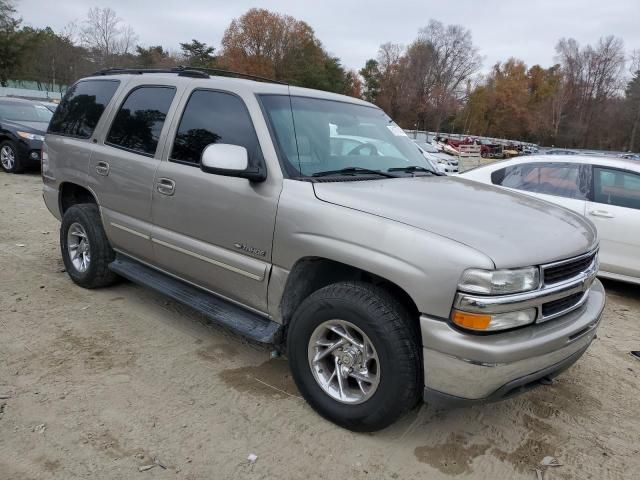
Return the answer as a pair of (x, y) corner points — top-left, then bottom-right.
(42, 67), (605, 432)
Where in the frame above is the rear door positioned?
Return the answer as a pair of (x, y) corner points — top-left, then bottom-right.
(587, 166), (640, 278)
(150, 89), (280, 313)
(87, 83), (178, 264)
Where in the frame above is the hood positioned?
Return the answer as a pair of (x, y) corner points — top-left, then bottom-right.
(313, 176), (597, 268)
(2, 119), (48, 135)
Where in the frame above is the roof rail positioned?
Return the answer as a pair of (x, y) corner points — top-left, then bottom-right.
(91, 66), (288, 85)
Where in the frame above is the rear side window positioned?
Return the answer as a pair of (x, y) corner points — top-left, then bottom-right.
(48, 80), (120, 138)
(171, 90), (263, 167)
(593, 167), (640, 210)
(491, 162), (589, 200)
(106, 86), (176, 157)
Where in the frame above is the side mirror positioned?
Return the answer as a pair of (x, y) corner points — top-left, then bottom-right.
(200, 143), (266, 182)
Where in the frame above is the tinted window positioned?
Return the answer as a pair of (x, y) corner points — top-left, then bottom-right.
(593, 167), (640, 210)
(171, 90), (263, 167)
(491, 163), (588, 200)
(106, 86), (175, 157)
(48, 80), (120, 138)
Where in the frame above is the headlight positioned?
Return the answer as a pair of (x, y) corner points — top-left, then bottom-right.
(458, 267), (539, 295)
(17, 131), (44, 141)
(451, 308), (537, 331)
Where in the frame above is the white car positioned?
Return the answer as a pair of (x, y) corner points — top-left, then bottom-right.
(461, 155), (640, 284)
(415, 141), (458, 174)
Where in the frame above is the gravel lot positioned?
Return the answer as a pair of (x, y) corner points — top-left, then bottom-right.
(1, 171), (639, 480)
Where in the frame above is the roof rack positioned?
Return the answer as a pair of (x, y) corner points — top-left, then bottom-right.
(91, 66), (288, 85)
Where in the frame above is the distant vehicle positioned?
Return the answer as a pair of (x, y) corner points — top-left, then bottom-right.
(415, 141), (458, 174)
(461, 155), (640, 284)
(0, 97), (53, 173)
(545, 148), (579, 155)
(619, 153), (640, 161)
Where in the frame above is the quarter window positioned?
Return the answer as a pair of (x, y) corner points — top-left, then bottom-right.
(491, 163), (588, 200)
(106, 86), (176, 157)
(48, 80), (120, 138)
(593, 167), (640, 210)
(171, 90), (263, 167)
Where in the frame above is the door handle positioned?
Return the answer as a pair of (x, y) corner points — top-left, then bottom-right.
(95, 161), (110, 176)
(589, 209), (615, 218)
(156, 178), (176, 196)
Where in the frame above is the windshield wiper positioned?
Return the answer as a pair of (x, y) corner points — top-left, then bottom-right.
(311, 167), (399, 178)
(388, 165), (445, 176)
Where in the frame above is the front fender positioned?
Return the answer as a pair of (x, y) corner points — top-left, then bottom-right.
(270, 180), (493, 319)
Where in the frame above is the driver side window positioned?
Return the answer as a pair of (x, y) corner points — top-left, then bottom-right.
(171, 89), (263, 168)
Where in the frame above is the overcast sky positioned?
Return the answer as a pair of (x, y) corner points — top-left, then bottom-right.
(15, 0), (640, 72)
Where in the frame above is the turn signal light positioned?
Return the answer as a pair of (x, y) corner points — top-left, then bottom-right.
(451, 310), (492, 330)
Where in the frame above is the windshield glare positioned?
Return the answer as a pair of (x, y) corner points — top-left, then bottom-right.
(260, 95), (433, 177)
(0, 103), (53, 123)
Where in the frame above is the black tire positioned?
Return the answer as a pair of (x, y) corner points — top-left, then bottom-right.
(60, 203), (118, 289)
(0, 140), (23, 173)
(287, 281), (421, 432)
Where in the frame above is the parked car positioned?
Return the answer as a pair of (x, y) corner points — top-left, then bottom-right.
(415, 141), (458, 174)
(0, 97), (53, 173)
(461, 155), (640, 284)
(42, 68), (604, 431)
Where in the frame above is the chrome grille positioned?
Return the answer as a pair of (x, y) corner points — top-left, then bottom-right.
(542, 251), (597, 286)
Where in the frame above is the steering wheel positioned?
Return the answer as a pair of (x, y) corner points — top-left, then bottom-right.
(347, 143), (380, 156)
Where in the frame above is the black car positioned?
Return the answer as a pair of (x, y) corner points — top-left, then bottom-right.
(0, 97), (53, 173)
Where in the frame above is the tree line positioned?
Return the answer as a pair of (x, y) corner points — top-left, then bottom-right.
(1, 1), (639, 151)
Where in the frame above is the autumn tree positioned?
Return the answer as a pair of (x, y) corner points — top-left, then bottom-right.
(219, 8), (347, 92)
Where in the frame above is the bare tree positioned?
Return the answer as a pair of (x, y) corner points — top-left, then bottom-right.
(416, 20), (482, 131)
(81, 7), (136, 67)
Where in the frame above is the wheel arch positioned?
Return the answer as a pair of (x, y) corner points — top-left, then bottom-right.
(59, 182), (99, 215)
(275, 256), (420, 328)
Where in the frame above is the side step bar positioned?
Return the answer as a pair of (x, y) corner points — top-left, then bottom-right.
(109, 255), (282, 344)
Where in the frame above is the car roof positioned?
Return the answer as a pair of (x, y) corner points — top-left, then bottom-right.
(81, 72), (375, 108)
(462, 154), (640, 174)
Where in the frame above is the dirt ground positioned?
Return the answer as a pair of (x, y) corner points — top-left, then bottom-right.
(1, 171), (639, 480)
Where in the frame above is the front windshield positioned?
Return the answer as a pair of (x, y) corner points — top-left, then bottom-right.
(260, 95), (434, 177)
(0, 103), (53, 123)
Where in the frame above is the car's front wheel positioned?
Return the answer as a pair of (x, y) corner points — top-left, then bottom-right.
(287, 282), (421, 432)
(60, 204), (118, 289)
(0, 140), (22, 173)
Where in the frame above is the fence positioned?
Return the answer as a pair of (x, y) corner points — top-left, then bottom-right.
(0, 87), (63, 101)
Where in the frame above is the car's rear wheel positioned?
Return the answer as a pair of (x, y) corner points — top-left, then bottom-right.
(287, 281), (421, 432)
(0, 140), (22, 173)
(60, 204), (118, 289)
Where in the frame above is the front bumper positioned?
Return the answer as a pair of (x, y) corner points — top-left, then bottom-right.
(421, 279), (605, 405)
(16, 138), (43, 166)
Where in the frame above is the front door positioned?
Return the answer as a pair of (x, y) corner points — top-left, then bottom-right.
(587, 166), (640, 278)
(88, 84), (177, 264)
(150, 89), (280, 313)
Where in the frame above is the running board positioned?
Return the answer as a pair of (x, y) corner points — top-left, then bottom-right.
(109, 255), (282, 344)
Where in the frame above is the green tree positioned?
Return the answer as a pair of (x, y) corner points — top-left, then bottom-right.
(136, 45), (176, 67)
(626, 71), (640, 151)
(0, 0), (23, 86)
(179, 39), (215, 67)
(359, 59), (380, 102)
